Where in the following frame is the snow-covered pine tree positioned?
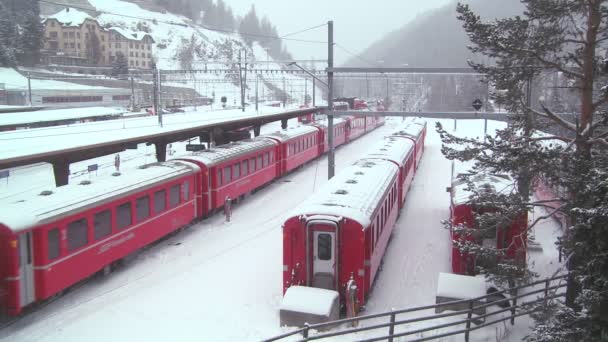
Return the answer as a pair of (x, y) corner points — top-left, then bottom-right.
(437, 1), (608, 340)
(17, 0), (43, 67)
(111, 51), (128, 77)
(0, 1), (19, 67)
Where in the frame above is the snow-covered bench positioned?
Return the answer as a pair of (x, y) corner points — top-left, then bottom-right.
(435, 272), (487, 315)
(280, 286), (340, 329)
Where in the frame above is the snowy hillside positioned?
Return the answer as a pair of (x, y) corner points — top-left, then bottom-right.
(82, 0), (325, 106)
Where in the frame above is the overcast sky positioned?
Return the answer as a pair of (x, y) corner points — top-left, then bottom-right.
(228, 0), (452, 65)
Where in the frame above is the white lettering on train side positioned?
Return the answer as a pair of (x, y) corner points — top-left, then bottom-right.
(98, 233), (136, 254)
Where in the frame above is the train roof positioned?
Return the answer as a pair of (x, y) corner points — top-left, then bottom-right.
(392, 118), (426, 139)
(451, 173), (514, 205)
(263, 125), (320, 142)
(363, 136), (415, 165)
(289, 159), (398, 227)
(0, 161), (198, 233)
(311, 117), (345, 128)
(177, 138), (277, 166)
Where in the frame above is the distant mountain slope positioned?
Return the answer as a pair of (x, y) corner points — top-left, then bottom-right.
(349, 0), (524, 67)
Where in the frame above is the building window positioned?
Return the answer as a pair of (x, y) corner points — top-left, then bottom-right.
(135, 60), (139, 66)
(69, 32), (74, 38)
(117, 202), (132, 229)
(77, 43), (81, 49)
(110, 55), (115, 62)
(101, 35), (105, 41)
(101, 45), (105, 51)
(147, 53), (151, 58)
(77, 32), (80, 39)
(136, 44), (139, 49)
(70, 42), (75, 48)
(147, 44), (150, 50)
(67, 218), (89, 251)
(63, 32), (68, 38)
(115, 43), (120, 48)
(48, 228), (60, 260)
(129, 42), (133, 48)
(85, 33), (89, 39)
(135, 52), (139, 57)
(49, 31), (58, 39)
(50, 21), (55, 27)
(130, 60), (134, 66)
(64, 42), (68, 48)
(94, 210), (112, 240)
(129, 51), (133, 57)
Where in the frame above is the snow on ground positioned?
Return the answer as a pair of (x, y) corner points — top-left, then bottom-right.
(0, 107), (129, 126)
(0, 118), (564, 342)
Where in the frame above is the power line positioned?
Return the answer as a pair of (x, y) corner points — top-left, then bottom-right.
(335, 43), (380, 67)
(38, 0), (327, 44)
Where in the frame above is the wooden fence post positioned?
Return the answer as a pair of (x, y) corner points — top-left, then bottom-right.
(464, 300), (474, 342)
(544, 279), (550, 306)
(388, 311), (396, 342)
(510, 287), (518, 325)
(302, 324), (310, 339)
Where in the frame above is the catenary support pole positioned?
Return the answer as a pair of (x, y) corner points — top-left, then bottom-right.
(327, 20), (335, 179)
(27, 73), (32, 107)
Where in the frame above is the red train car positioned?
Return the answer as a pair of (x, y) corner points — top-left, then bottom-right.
(364, 137), (416, 209)
(0, 161), (198, 315)
(282, 159), (402, 310)
(263, 126), (323, 174)
(449, 174), (528, 275)
(314, 118), (348, 153)
(392, 118), (427, 169)
(344, 115), (366, 142)
(176, 139), (279, 216)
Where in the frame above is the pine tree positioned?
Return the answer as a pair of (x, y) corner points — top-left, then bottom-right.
(19, 3), (44, 67)
(437, 1), (608, 340)
(85, 30), (102, 65)
(0, 2), (19, 67)
(112, 51), (129, 77)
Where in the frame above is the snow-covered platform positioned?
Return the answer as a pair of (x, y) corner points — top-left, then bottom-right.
(280, 286), (340, 328)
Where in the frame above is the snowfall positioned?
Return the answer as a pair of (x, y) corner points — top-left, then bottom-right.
(0, 116), (565, 342)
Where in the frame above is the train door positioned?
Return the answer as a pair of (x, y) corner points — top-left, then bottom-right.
(307, 220), (338, 291)
(18, 232), (35, 308)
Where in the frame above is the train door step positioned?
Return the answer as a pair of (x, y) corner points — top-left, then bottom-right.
(280, 286), (340, 329)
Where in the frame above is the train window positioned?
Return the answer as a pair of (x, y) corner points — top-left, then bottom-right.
(94, 210), (112, 240)
(169, 184), (180, 207)
(317, 233), (332, 261)
(263, 152), (269, 166)
(250, 158), (256, 172)
(183, 181), (190, 201)
(270, 151), (273, 162)
(242, 160), (248, 176)
(233, 163), (240, 179)
(154, 190), (166, 213)
(217, 169), (222, 186)
(257, 155), (263, 169)
(48, 228), (60, 260)
(224, 166), (232, 183)
(117, 202), (132, 229)
(67, 218), (89, 251)
(136, 196), (150, 222)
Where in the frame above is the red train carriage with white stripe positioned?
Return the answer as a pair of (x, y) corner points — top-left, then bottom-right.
(0, 114), (386, 316)
(345, 115), (367, 141)
(282, 122), (425, 315)
(0, 161), (198, 315)
(392, 119), (427, 168)
(282, 159), (402, 310)
(365, 137), (416, 210)
(449, 174), (528, 275)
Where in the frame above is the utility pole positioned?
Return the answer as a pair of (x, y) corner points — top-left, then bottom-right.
(130, 76), (135, 110)
(255, 73), (259, 112)
(282, 77), (286, 108)
(312, 76), (316, 107)
(238, 50), (245, 112)
(304, 78), (308, 106)
(327, 20), (335, 179)
(27, 73), (32, 106)
(153, 67), (162, 127)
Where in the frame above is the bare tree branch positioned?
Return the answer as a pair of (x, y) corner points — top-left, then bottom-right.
(538, 103), (579, 132)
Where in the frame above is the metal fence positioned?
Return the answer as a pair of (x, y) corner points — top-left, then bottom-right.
(264, 274), (568, 342)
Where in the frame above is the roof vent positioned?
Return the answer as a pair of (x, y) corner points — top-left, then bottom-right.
(79, 180), (92, 185)
(39, 190), (53, 196)
(138, 165), (149, 169)
(112, 172), (121, 177)
(346, 179), (358, 184)
(355, 171), (364, 175)
(334, 189), (348, 195)
(380, 148), (388, 151)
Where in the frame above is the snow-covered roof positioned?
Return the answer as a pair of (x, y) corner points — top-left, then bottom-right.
(108, 27), (154, 42)
(437, 272), (486, 299)
(0, 107), (126, 126)
(290, 159), (399, 227)
(44, 8), (93, 27)
(263, 125), (319, 142)
(452, 173), (515, 205)
(177, 138), (277, 167)
(392, 118), (426, 140)
(0, 161), (198, 233)
(281, 286), (339, 316)
(363, 136), (415, 166)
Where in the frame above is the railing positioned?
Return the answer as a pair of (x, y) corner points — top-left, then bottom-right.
(263, 274), (568, 342)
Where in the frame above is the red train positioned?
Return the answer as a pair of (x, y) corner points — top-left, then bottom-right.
(0, 116), (387, 316)
(282, 119), (427, 314)
(449, 174), (528, 275)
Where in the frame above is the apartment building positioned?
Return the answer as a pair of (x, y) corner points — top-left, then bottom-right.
(42, 7), (154, 69)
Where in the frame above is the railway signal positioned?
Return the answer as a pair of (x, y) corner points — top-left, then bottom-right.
(472, 98), (483, 111)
